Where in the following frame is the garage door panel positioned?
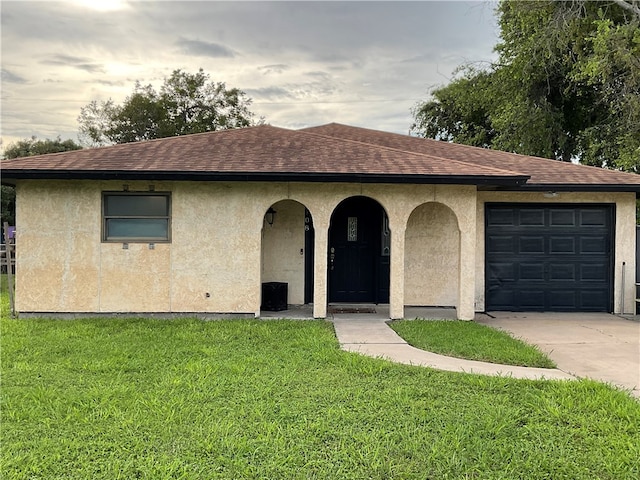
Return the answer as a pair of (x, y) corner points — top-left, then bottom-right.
(519, 209), (545, 226)
(580, 290), (610, 309)
(549, 263), (576, 281)
(488, 262), (516, 281)
(486, 204), (613, 312)
(487, 287), (515, 309)
(487, 235), (515, 254)
(580, 209), (607, 226)
(580, 237), (608, 254)
(549, 236), (576, 254)
(580, 263), (609, 282)
(548, 290), (578, 310)
(519, 236), (545, 254)
(519, 290), (546, 310)
(487, 209), (515, 226)
(550, 209), (577, 227)
(520, 263), (545, 281)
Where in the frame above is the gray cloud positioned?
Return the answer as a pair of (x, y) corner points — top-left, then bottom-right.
(94, 79), (126, 87)
(175, 37), (235, 58)
(1, 69), (27, 84)
(76, 64), (106, 74)
(258, 64), (290, 75)
(1, 0), (499, 147)
(40, 54), (105, 73)
(246, 86), (296, 101)
(305, 71), (332, 81)
(41, 54), (90, 65)
(248, 78), (340, 103)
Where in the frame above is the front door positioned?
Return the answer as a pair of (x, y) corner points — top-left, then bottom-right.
(328, 197), (389, 303)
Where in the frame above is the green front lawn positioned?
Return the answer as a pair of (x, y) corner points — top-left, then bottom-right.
(390, 319), (556, 368)
(2, 312), (639, 479)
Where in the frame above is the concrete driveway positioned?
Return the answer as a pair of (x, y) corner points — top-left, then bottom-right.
(475, 312), (640, 397)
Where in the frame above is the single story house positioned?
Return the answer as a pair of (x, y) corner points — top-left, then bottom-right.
(2, 123), (639, 319)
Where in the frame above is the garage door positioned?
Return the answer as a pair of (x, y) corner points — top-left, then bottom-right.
(485, 204), (613, 312)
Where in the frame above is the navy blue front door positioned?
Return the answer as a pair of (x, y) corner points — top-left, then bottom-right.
(329, 197), (389, 303)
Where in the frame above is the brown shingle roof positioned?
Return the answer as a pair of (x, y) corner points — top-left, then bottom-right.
(0, 125), (526, 185)
(303, 123), (640, 189)
(2, 123), (639, 191)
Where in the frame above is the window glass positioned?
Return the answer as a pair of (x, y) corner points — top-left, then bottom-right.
(105, 195), (169, 217)
(103, 193), (170, 242)
(347, 217), (358, 242)
(106, 219), (168, 240)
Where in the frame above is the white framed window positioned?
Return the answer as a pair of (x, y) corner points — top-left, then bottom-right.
(102, 192), (171, 242)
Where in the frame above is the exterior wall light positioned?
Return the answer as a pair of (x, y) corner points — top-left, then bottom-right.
(265, 207), (276, 226)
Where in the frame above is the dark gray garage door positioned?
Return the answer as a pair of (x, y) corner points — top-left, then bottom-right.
(486, 204), (614, 312)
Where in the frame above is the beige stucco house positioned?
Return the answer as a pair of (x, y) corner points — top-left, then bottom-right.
(2, 123), (639, 319)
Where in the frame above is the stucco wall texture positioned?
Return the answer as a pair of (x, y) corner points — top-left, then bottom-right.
(14, 180), (637, 319)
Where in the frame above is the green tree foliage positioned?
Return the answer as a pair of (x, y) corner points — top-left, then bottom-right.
(1, 137), (82, 226)
(78, 69), (258, 146)
(412, 0), (640, 172)
(0, 187), (15, 227)
(3, 136), (82, 159)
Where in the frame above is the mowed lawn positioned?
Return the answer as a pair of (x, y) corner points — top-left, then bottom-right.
(1, 290), (639, 478)
(390, 319), (557, 368)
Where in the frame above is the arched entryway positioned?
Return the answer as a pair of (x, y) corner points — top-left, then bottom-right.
(328, 196), (390, 303)
(404, 202), (460, 308)
(261, 200), (314, 305)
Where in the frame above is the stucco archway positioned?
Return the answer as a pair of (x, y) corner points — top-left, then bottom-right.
(261, 199), (314, 307)
(328, 196), (390, 303)
(404, 202), (460, 308)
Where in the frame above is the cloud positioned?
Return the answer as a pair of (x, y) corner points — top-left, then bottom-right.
(250, 80), (340, 103)
(258, 64), (290, 75)
(76, 64), (106, 74)
(1, 69), (27, 84)
(304, 71), (332, 81)
(40, 54), (90, 65)
(246, 86), (296, 101)
(0, 0), (499, 144)
(94, 79), (126, 87)
(40, 54), (105, 73)
(175, 37), (235, 58)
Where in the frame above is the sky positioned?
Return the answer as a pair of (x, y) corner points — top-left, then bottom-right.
(1, 0), (499, 152)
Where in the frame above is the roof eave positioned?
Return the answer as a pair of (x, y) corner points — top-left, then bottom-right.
(501, 183), (640, 193)
(0, 170), (530, 187)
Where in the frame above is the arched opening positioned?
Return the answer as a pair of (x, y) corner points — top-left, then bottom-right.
(404, 202), (460, 308)
(328, 196), (389, 303)
(261, 200), (314, 307)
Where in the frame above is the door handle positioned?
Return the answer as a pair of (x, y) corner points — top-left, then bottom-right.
(330, 247), (335, 271)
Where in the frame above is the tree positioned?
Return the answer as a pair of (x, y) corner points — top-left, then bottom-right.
(3, 136), (82, 159)
(1, 137), (82, 226)
(412, 0), (640, 172)
(78, 69), (258, 146)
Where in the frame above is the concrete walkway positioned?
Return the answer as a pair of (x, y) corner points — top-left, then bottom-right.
(475, 312), (640, 397)
(332, 317), (576, 382)
(264, 305), (639, 396)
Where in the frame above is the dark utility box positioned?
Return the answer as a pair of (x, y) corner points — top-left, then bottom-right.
(261, 282), (288, 311)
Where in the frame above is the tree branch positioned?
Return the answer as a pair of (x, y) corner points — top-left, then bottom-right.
(610, 0), (640, 20)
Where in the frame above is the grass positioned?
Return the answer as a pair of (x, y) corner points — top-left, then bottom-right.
(390, 319), (556, 368)
(2, 280), (639, 478)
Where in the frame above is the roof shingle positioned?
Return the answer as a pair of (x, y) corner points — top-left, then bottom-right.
(303, 123), (640, 188)
(2, 123), (639, 191)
